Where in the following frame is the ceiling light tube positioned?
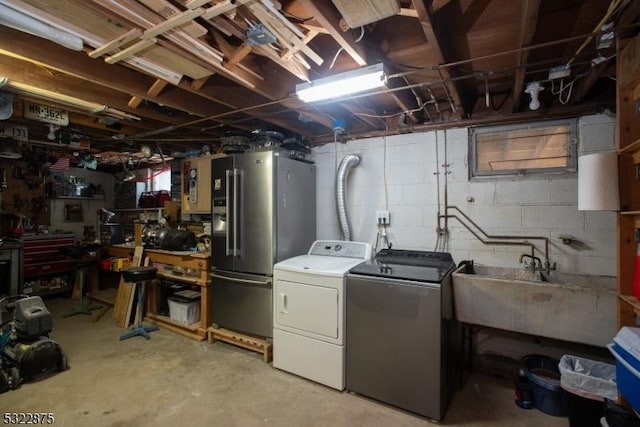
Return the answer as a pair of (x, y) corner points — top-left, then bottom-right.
(296, 63), (386, 103)
(0, 77), (141, 121)
(0, 3), (83, 50)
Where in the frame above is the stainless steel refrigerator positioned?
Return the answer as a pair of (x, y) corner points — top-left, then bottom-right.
(210, 149), (316, 338)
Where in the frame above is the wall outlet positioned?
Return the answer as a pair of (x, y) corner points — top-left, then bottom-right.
(376, 210), (390, 225)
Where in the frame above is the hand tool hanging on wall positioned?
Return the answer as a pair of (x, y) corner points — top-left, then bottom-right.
(1, 169), (6, 191)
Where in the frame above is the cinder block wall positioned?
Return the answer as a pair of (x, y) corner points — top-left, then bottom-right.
(313, 113), (616, 276)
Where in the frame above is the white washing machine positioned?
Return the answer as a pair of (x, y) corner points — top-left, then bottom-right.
(272, 240), (372, 390)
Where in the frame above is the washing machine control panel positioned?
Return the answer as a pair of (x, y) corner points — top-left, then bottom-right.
(308, 240), (371, 259)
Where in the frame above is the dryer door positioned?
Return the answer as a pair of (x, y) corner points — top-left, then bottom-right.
(274, 279), (338, 340)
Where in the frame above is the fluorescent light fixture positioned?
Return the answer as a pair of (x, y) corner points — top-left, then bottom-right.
(296, 63), (386, 103)
(0, 77), (141, 121)
(0, 3), (83, 51)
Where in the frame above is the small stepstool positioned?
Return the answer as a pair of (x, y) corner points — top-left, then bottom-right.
(207, 327), (272, 363)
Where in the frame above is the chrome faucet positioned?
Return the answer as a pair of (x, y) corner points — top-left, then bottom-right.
(519, 254), (542, 270)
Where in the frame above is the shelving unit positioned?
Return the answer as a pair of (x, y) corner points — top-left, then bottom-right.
(143, 249), (211, 341)
(616, 33), (640, 330)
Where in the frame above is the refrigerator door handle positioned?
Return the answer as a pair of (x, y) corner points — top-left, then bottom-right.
(225, 169), (232, 256)
(210, 272), (272, 286)
(233, 168), (239, 256)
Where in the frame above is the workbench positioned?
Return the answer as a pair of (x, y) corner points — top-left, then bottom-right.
(105, 245), (211, 340)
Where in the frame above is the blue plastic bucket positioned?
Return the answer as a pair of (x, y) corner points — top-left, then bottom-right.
(523, 355), (569, 417)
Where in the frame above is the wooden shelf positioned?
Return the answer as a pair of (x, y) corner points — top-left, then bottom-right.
(54, 195), (104, 200)
(157, 272), (202, 285)
(620, 211), (640, 216)
(619, 138), (640, 154)
(620, 295), (640, 316)
(145, 313), (205, 341)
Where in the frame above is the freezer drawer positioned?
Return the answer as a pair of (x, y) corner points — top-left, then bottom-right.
(211, 270), (273, 338)
(346, 275), (443, 420)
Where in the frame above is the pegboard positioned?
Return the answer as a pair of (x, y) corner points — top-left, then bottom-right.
(0, 158), (50, 234)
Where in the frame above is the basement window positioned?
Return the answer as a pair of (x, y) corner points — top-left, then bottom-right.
(469, 119), (577, 178)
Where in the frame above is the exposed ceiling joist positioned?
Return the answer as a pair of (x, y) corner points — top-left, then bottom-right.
(512, 0), (541, 112)
(412, 0), (466, 119)
(296, 0), (368, 66)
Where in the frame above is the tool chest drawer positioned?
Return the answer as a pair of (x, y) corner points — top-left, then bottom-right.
(22, 234), (75, 279)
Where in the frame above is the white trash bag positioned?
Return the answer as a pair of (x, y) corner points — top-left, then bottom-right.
(559, 354), (617, 402)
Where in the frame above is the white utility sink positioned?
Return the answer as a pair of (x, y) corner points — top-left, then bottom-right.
(452, 265), (616, 347)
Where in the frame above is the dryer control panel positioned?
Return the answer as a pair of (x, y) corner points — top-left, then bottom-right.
(308, 240), (372, 260)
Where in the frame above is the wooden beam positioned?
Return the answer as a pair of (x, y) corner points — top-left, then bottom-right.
(572, 61), (612, 102)
(105, 38), (158, 64)
(210, 16), (309, 81)
(190, 76), (210, 91)
(245, 2), (324, 66)
(300, 23), (330, 35)
(297, 0), (368, 66)
(412, 0), (465, 118)
(431, 0), (452, 13)
(200, 0), (253, 18)
(142, 8), (204, 39)
(138, 0), (207, 38)
(88, 28), (142, 58)
(281, 29), (319, 61)
(128, 96), (143, 108)
(0, 27), (315, 136)
(398, 8), (418, 18)
(147, 79), (168, 97)
(225, 43), (253, 70)
(511, 0), (541, 112)
(0, 55), (190, 125)
(0, 30), (223, 118)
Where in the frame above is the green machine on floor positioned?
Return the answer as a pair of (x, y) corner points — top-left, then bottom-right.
(0, 295), (68, 392)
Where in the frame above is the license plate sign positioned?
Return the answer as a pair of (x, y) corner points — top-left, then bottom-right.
(24, 101), (69, 126)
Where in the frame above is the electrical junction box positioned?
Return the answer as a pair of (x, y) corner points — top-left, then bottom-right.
(548, 65), (571, 80)
(246, 24), (276, 45)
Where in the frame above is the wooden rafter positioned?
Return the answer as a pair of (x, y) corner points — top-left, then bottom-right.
(431, 0), (452, 13)
(511, 0), (541, 112)
(244, 1), (323, 66)
(225, 43), (253, 70)
(398, 8), (418, 18)
(0, 27), (322, 135)
(105, 38), (157, 64)
(88, 28), (142, 59)
(209, 16), (310, 81)
(139, 0), (207, 37)
(412, 0), (465, 118)
(190, 76), (210, 91)
(297, 0), (368, 66)
(147, 79), (169, 97)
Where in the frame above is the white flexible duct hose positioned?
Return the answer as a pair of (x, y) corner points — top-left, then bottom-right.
(336, 154), (360, 241)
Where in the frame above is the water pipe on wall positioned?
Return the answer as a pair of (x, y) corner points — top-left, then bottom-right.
(439, 206), (555, 271)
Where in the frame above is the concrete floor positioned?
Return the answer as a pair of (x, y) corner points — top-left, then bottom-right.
(2, 297), (569, 427)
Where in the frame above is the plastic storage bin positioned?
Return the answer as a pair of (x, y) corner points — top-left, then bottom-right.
(609, 326), (640, 414)
(524, 354), (568, 417)
(168, 298), (200, 325)
(559, 355), (617, 427)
